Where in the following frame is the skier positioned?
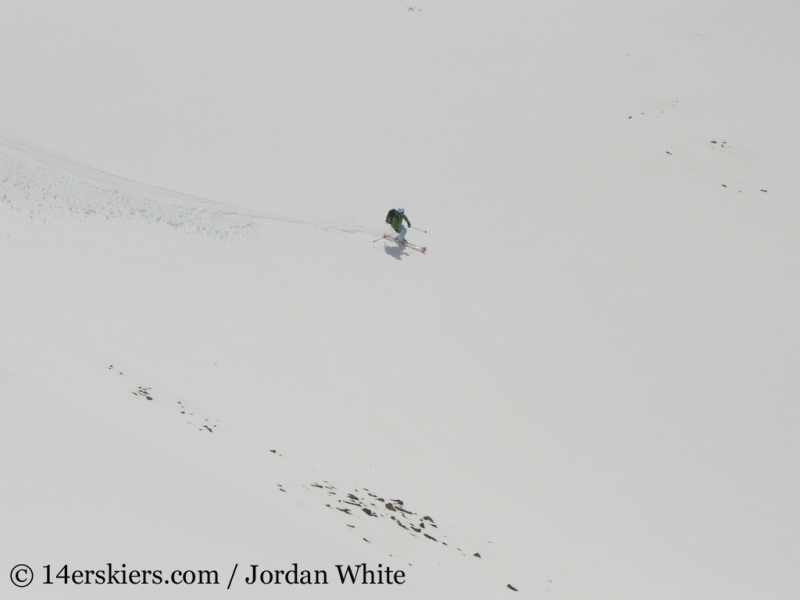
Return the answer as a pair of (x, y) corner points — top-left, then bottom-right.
(386, 207), (411, 243)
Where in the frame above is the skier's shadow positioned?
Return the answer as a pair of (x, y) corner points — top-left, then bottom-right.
(384, 242), (410, 260)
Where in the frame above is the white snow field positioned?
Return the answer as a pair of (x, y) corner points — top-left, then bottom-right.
(1, 1), (798, 598)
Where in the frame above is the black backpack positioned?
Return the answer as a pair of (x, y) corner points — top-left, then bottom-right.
(385, 208), (398, 224)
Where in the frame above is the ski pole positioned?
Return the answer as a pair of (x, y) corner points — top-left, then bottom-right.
(410, 226), (427, 233)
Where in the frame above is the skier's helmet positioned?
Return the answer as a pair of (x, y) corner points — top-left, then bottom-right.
(397, 208), (405, 214)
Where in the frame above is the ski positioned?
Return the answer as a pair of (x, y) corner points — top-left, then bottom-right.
(382, 234), (427, 254)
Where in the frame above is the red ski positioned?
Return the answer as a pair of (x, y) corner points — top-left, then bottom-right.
(382, 234), (427, 254)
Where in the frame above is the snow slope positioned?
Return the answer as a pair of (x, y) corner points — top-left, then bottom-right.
(2, 2), (799, 598)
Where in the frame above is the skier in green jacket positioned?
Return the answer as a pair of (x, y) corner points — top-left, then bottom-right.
(388, 207), (411, 242)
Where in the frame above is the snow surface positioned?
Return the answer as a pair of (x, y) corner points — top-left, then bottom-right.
(1, 1), (799, 598)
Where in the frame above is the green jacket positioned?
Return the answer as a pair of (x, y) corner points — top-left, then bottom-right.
(391, 212), (410, 230)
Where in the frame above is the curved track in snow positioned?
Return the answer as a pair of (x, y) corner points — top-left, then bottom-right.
(0, 131), (383, 239)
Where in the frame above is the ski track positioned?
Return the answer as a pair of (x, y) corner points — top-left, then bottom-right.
(0, 132), (384, 240)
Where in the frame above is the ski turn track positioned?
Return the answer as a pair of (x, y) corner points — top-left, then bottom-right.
(0, 132), (384, 241)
